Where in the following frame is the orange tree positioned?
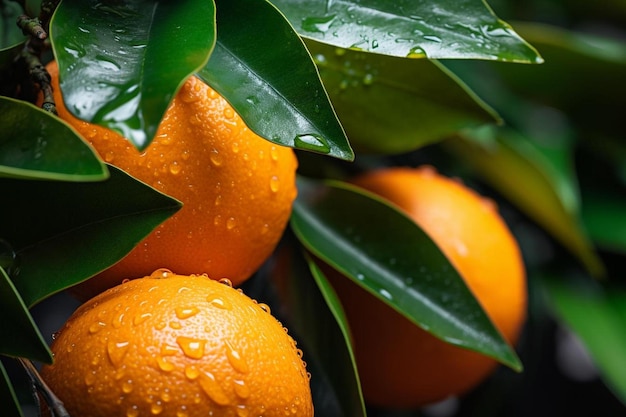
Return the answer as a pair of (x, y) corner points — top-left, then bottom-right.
(1, 0), (625, 416)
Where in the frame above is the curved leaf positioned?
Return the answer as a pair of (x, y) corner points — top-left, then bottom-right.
(0, 268), (52, 363)
(0, 97), (108, 181)
(0, 361), (23, 417)
(50, 0), (215, 149)
(290, 176), (522, 370)
(198, 0), (353, 161)
(582, 191), (626, 254)
(446, 128), (604, 277)
(271, 0), (542, 62)
(0, 1), (26, 50)
(308, 39), (499, 154)
(2, 165), (182, 306)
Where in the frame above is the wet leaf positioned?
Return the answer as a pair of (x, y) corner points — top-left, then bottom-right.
(308, 39), (499, 154)
(0, 268), (52, 363)
(50, 0), (215, 149)
(198, 0), (353, 161)
(0, 97), (108, 181)
(0, 361), (23, 417)
(270, 243), (366, 417)
(291, 176), (522, 370)
(272, 0), (542, 62)
(543, 277), (626, 404)
(2, 165), (182, 306)
(446, 127), (604, 277)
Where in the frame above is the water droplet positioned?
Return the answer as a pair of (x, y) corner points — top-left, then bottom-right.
(177, 336), (206, 359)
(126, 405), (139, 417)
(219, 278), (233, 287)
(176, 409), (189, 417)
(214, 215), (223, 226)
(231, 141), (240, 153)
(225, 340), (249, 373)
(122, 379), (134, 393)
(210, 149), (223, 166)
(269, 176), (280, 193)
(107, 340), (130, 367)
(133, 312), (152, 326)
(199, 371), (230, 405)
(233, 379), (250, 399)
(156, 356), (175, 372)
(423, 35), (442, 43)
(84, 370), (97, 386)
(150, 268), (173, 279)
(208, 297), (232, 310)
(236, 404), (249, 417)
(301, 14), (336, 33)
(294, 134), (330, 154)
(161, 390), (172, 402)
(169, 162), (181, 175)
(185, 364), (200, 380)
(258, 303), (271, 314)
(226, 217), (237, 230)
(379, 289), (393, 300)
(270, 146), (280, 161)
(89, 321), (106, 334)
(151, 401), (163, 415)
(104, 151), (115, 163)
(175, 306), (200, 320)
(169, 321), (182, 330)
(406, 46), (426, 58)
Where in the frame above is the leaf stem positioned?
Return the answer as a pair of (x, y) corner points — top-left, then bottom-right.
(18, 358), (70, 417)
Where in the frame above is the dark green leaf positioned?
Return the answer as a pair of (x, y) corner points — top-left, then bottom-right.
(197, 0), (353, 161)
(582, 191), (626, 254)
(0, 1), (26, 50)
(0, 360), (23, 417)
(270, 244), (365, 417)
(0, 97), (108, 181)
(2, 165), (182, 306)
(308, 39), (499, 154)
(50, 0), (215, 149)
(291, 176), (522, 370)
(271, 0), (542, 62)
(0, 268), (52, 363)
(446, 127), (604, 277)
(543, 277), (626, 404)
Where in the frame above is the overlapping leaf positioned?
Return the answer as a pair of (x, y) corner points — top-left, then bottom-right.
(2, 165), (181, 306)
(50, 0), (215, 149)
(0, 97), (107, 181)
(0, 360), (23, 417)
(272, 0), (542, 62)
(307, 39), (499, 154)
(198, 0), (352, 161)
(291, 176), (522, 370)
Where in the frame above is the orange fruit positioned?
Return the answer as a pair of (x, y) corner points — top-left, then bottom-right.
(40, 269), (313, 417)
(44, 62), (298, 299)
(326, 166), (527, 408)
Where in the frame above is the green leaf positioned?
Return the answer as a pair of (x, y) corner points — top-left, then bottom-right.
(197, 0), (353, 161)
(0, 1), (27, 50)
(543, 277), (626, 404)
(582, 191), (626, 254)
(0, 360), (23, 417)
(308, 39), (499, 154)
(2, 165), (182, 306)
(290, 176), (522, 370)
(270, 244), (366, 417)
(0, 268), (52, 363)
(0, 97), (108, 181)
(446, 127), (604, 277)
(50, 0), (216, 149)
(271, 0), (542, 62)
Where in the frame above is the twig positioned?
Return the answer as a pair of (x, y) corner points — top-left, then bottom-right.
(18, 358), (70, 417)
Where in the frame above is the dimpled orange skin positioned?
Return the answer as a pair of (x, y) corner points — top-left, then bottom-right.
(40, 270), (313, 417)
(45, 62), (298, 299)
(327, 166), (527, 408)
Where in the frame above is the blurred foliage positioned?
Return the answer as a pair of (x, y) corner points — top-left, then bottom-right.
(1, 0), (625, 415)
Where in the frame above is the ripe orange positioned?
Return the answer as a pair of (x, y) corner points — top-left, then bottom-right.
(40, 269), (313, 417)
(326, 166), (527, 408)
(44, 62), (298, 299)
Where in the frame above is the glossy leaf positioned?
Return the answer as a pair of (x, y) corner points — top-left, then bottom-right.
(0, 268), (52, 363)
(582, 191), (626, 254)
(271, 0), (542, 62)
(308, 39), (499, 154)
(543, 277), (626, 404)
(198, 0), (353, 161)
(0, 360), (23, 417)
(50, 0), (215, 149)
(0, 97), (108, 181)
(291, 176), (522, 370)
(2, 165), (182, 306)
(270, 243), (365, 417)
(446, 128), (604, 277)
(0, 1), (26, 50)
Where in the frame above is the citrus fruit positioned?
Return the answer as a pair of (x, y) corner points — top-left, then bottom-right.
(40, 269), (313, 417)
(326, 166), (527, 408)
(44, 62), (298, 299)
